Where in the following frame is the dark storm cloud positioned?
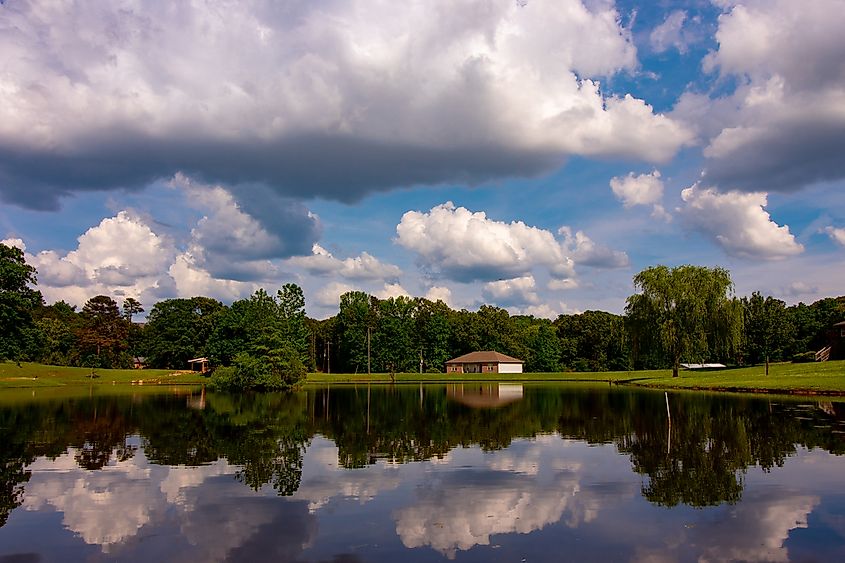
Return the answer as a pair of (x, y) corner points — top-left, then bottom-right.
(0, 0), (695, 223)
(0, 132), (563, 210)
(702, 117), (845, 193)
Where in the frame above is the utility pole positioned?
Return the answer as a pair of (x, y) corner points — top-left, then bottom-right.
(419, 349), (423, 374)
(326, 340), (331, 374)
(367, 326), (371, 375)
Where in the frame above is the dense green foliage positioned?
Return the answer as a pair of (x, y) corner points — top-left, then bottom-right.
(2, 247), (843, 375)
(626, 265), (744, 376)
(0, 244), (43, 361)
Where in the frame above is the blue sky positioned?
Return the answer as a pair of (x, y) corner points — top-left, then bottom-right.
(1, 0), (844, 318)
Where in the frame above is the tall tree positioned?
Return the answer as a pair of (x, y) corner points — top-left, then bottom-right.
(78, 295), (128, 368)
(122, 297), (144, 359)
(277, 283), (311, 368)
(122, 298), (144, 323)
(742, 292), (791, 371)
(336, 291), (373, 373)
(0, 243), (42, 361)
(558, 311), (630, 372)
(372, 296), (417, 374)
(144, 297), (224, 368)
(415, 298), (452, 372)
(626, 265), (743, 377)
(524, 319), (562, 372)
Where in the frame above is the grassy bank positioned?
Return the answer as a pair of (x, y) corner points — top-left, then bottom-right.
(0, 362), (208, 388)
(2, 360), (843, 395)
(306, 360), (845, 396)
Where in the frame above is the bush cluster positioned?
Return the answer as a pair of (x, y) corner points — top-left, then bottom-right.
(210, 345), (306, 391)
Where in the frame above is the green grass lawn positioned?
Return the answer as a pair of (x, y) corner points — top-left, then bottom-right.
(0, 361), (208, 388)
(3, 360), (843, 395)
(306, 360), (845, 395)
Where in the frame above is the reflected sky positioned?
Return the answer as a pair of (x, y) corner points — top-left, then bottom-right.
(0, 387), (844, 562)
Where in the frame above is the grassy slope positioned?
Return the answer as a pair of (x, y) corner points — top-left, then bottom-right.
(0, 362), (208, 388)
(306, 360), (845, 395)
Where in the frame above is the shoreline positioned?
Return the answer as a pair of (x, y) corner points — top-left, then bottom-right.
(2, 361), (844, 397)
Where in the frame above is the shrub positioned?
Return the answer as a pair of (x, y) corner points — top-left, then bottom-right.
(209, 366), (238, 390)
(209, 345), (306, 391)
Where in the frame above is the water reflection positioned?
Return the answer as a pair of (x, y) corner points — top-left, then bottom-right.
(446, 383), (524, 408)
(0, 386), (843, 561)
(395, 437), (598, 558)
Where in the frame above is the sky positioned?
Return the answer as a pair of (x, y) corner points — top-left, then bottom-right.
(1, 0), (844, 319)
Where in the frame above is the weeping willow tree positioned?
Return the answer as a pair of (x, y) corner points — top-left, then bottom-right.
(626, 265), (743, 377)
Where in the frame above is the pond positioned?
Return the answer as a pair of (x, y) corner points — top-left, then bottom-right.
(1, 384), (844, 561)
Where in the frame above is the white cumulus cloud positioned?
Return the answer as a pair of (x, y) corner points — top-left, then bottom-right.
(482, 276), (541, 306)
(675, 0), (845, 193)
(424, 286), (453, 306)
(680, 185), (803, 259)
(313, 281), (357, 309)
(12, 212), (177, 306)
(559, 227), (630, 268)
(288, 244), (401, 281)
(610, 170), (664, 207)
(824, 226), (845, 246)
(376, 283), (411, 300)
(649, 11), (692, 54)
(396, 202), (575, 282)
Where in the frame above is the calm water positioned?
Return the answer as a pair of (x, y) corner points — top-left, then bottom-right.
(1, 384), (844, 562)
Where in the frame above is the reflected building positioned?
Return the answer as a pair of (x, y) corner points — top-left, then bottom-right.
(446, 383), (524, 409)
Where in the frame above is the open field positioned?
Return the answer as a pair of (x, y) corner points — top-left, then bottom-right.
(0, 362), (208, 388)
(306, 360), (845, 396)
(2, 360), (843, 395)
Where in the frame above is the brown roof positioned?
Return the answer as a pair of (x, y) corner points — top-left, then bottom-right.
(834, 321), (845, 327)
(445, 351), (524, 364)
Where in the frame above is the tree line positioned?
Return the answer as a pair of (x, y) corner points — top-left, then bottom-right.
(2, 243), (844, 385)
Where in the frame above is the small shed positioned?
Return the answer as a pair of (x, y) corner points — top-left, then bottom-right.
(132, 356), (147, 370)
(188, 357), (210, 374)
(445, 351), (524, 374)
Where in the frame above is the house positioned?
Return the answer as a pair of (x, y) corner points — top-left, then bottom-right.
(132, 356), (146, 369)
(188, 357), (210, 374)
(445, 351), (524, 374)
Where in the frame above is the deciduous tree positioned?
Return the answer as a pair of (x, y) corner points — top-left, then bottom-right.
(0, 243), (42, 361)
(78, 295), (128, 368)
(626, 265), (742, 377)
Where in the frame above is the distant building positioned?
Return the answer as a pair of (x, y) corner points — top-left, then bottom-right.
(445, 351), (524, 374)
(133, 356), (146, 369)
(188, 357), (210, 373)
(830, 321), (845, 360)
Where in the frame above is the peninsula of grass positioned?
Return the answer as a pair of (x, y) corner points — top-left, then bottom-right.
(306, 360), (845, 396)
(0, 362), (208, 388)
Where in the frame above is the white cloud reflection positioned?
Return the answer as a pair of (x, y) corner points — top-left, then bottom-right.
(394, 437), (604, 558)
(23, 449), (238, 551)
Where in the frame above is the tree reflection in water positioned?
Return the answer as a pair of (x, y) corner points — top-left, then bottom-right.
(0, 384), (843, 529)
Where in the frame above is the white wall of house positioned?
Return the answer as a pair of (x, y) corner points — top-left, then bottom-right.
(498, 363), (523, 374)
